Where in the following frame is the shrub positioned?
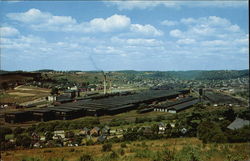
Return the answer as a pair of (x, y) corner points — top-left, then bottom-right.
(78, 154), (94, 161)
(117, 148), (125, 156)
(120, 143), (127, 148)
(16, 134), (32, 148)
(197, 121), (227, 143)
(0, 127), (12, 141)
(86, 139), (94, 146)
(102, 143), (112, 152)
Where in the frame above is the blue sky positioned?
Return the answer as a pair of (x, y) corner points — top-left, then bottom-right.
(0, 1), (249, 71)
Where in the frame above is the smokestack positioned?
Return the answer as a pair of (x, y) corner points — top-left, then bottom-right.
(103, 73), (107, 95)
(109, 79), (112, 93)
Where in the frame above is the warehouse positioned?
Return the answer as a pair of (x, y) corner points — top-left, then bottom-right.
(31, 108), (55, 122)
(50, 108), (78, 120)
(5, 111), (32, 123)
(85, 107), (106, 116)
(154, 97), (197, 112)
(106, 104), (136, 115)
(168, 99), (199, 113)
(54, 105), (86, 118)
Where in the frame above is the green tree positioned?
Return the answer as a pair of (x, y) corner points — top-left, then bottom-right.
(65, 131), (75, 138)
(51, 87), (59, 95)
(197, 121), (227, 143)
(0, 127), (12, 141)
(45, 131), (53, 141)
(16, 134), (32, 148)
(13, 127), (25, 137)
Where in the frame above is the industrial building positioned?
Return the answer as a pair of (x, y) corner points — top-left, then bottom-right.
(154, 97), (197, 112)
(167, 99), (199, 113)
(31, 109), (55, 122)
(4, 89), (192, 123)
(5, 111), (32, 123)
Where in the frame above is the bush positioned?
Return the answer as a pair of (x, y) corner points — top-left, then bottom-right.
(120, 143), (127, 148)
(117, 148), (125, 156)
(197, 121), (227, 143)
(86, 139), (94, 146)
(175, 145), (202, 161)
(78, 154), (94, 161)
(16, 134), (32, 148)
(102, 143), (112, 152)
(13, 127), (25, 137)
(0, 127), (12, 141)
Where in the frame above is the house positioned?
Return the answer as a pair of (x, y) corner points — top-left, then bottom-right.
(90, 127), (100, 136)
(53, 130), (65, 139)
(170, 123), (176, 128)
(79, 127), (90, 136)
(227, 118), (250, 130)
(31, 132), (40, 142)
(158, 122), (166, 134)
(97, 135), (107, 143)
(101, 126), (110, 135)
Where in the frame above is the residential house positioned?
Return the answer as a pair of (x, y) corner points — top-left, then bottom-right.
(53, 130), (65, 139)
(158, 122), (166, 134)
(79, 127), (90, 136)
(90, 127), (100, 136)
(97, 135), (107, 143)
(227, 118), (250, 130)
(101, 126), (110, 136)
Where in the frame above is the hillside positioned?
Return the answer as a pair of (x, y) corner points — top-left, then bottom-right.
(2, 138), (249, 161)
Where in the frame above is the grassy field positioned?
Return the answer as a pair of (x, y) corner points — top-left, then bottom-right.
(0, 85), (50, 104)
(2, 138), (250, 161)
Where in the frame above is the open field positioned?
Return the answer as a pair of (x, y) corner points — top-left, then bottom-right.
(0, 85), (50, 104)
(2, 138), (250, 161)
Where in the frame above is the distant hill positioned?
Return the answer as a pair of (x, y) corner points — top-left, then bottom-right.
(116, 70), (249, 80)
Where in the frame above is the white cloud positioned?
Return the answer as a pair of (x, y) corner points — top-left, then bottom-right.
(201, 40), (229, 46)
(107, 1), (178, 10)
(89, 14), (131, 32)
(161, 20), (178, 26)
(177, 38), (196, 44)
(170, 16), (245, 40)
(7, 8), (50, 23)
(111, 37), (163, 46)
(0, 26), (20, 37)
(130, 24), (163, 36)
(227, 24), (241, 32)
(169, 29), (183, 38)
(107, 1), (247, 10)
(6, 9), (161, 37)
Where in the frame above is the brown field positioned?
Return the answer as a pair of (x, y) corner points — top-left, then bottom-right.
(0, 85), (50, 104)
(2, 138), (250, 161)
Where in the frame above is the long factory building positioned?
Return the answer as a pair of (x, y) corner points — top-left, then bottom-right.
(4, 89), (197, 123)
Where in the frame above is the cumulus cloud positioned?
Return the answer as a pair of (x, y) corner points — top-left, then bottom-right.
(6, 9), (162, 37)
(169, 29), (183, 38)
(161, 20), (178, 26)
(89, 14), (131, 32)
(170, 16), (244, 40)
(0, 26), (20, 37)
(130, 24), (163, 36)
(177, 38), (196, 44)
